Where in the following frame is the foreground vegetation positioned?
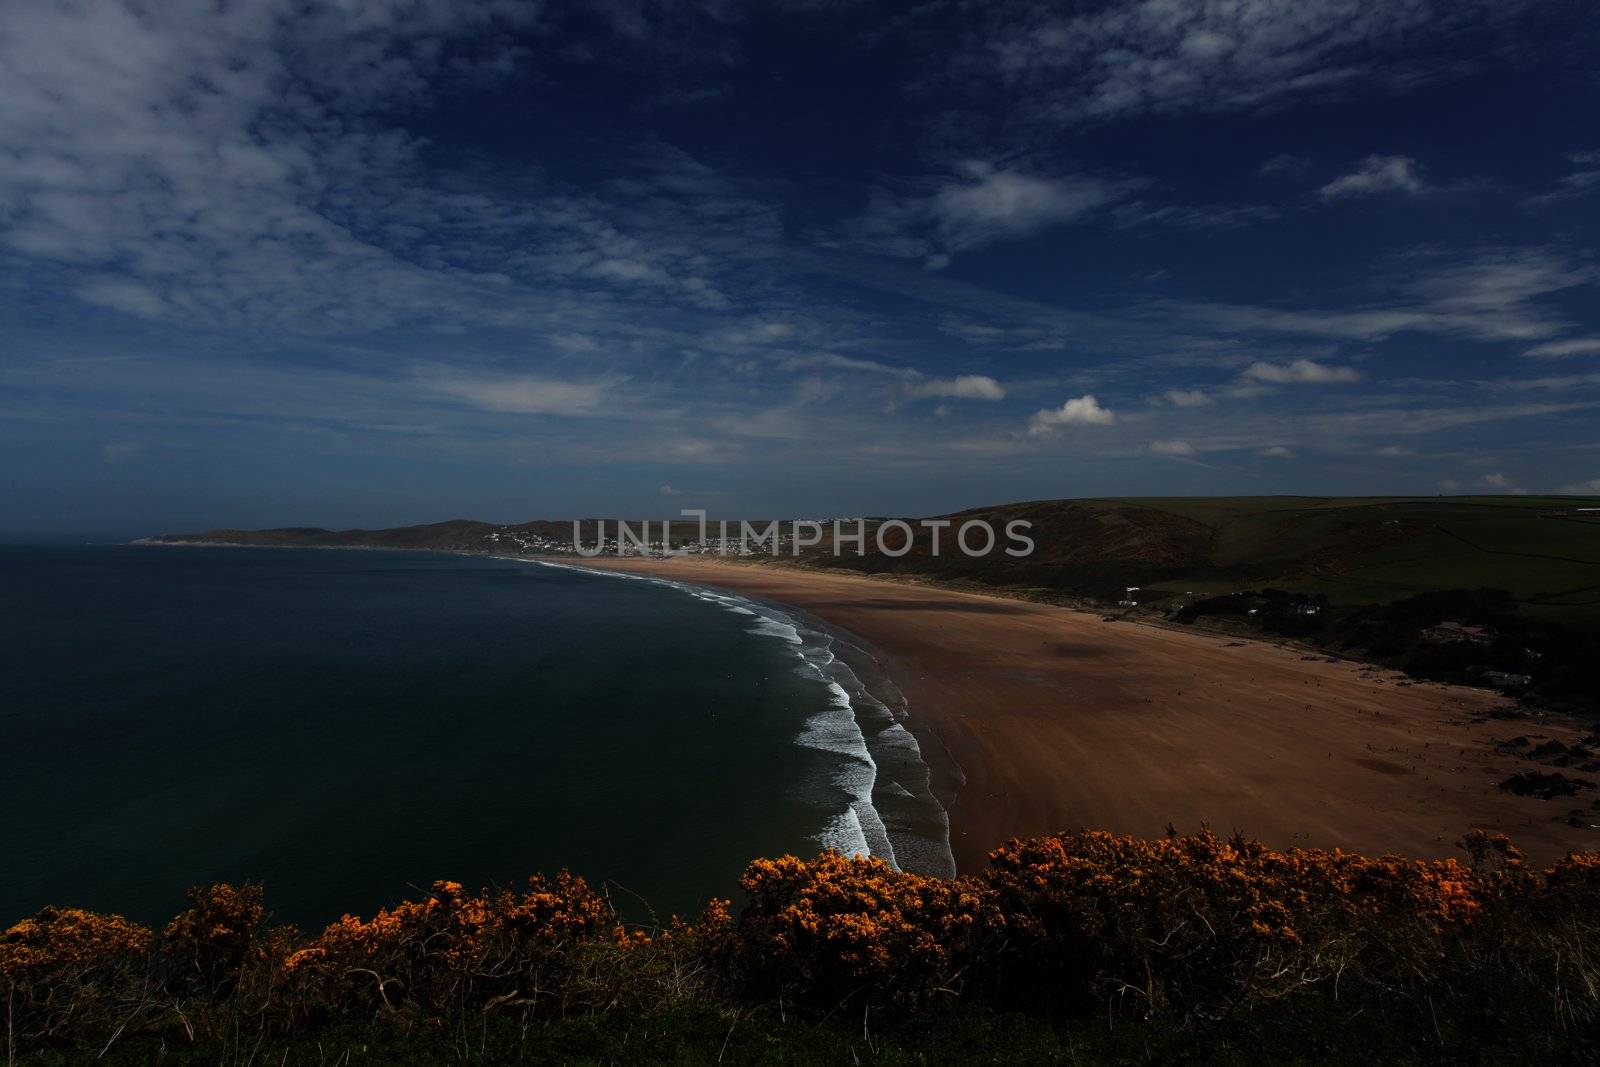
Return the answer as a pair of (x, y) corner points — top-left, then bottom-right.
(6, 830), (1599, 1063)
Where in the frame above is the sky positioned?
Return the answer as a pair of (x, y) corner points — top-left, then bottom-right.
(2, 0), (1599, 536)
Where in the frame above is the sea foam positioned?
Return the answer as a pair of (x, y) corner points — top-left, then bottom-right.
(520, 558), (954, 873)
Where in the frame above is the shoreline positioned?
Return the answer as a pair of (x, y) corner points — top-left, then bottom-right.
(561, 555), (1598, 871)
(523, 556), (956, 876)
(132, 541), (1599, 869)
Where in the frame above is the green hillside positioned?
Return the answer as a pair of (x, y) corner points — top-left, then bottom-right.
(806, 495), (1600, 620)
(150, 496), (1600, 618)
(1116, 496), (1600, 618)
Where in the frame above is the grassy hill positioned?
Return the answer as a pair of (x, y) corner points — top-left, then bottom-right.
(149, 495), (1600, 617)
(799, 495), (1600, 620)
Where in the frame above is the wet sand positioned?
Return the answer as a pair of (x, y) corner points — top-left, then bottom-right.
(566, 557), (1597, 872)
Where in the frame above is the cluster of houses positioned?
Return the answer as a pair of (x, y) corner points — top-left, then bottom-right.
(485, 530), (574, 554)
(483, 521), (856, 557)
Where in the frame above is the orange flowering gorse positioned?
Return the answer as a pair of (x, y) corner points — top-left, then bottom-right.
(983, 830), (1496, 1014)
(2, 830), (1598, 1056)
(1, 905), (155, 1047)
(162, 882), (267, 994)
(734, 851), (1001, 1005)
(281, 872), (613, 1021)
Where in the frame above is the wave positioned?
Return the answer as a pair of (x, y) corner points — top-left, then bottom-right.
(516, 558), (953, 874)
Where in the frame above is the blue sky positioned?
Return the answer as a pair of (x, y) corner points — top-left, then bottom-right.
(3, 0), (1599, 536)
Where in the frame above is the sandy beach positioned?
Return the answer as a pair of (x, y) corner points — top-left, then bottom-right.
(567, 556), (1597, 872)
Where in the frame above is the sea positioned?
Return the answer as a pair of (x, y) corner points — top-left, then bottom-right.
(0, 545), (951, 929)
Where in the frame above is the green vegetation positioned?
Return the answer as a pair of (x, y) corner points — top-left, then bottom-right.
(6, 831), (1598, 1065)
(149, 495), (1600, 712)
(150, 496), (1600, 618)
(928, 495), (1600, 616)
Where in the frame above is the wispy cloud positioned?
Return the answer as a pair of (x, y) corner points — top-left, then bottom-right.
(856, 162), (1128, 267)
(963, 0), (1525, 124)
(1523, 338), (1600, 359)
(1182, 248), (1596, 344)
(422, 372), (616, 416)
(1318, 155), (1425, 199)
(1526, 150), (1600, 207)
(1242, 359), (1363, 384)
(908, 374), (1006, 400)
(930, 163), (1123, 253)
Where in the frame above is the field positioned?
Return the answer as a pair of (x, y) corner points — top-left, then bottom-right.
(1117, 497), (1600, 615)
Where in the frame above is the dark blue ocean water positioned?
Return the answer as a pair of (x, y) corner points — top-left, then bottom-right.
(0, 546), (902, 928)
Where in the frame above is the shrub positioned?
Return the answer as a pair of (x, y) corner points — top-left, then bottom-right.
(281, 872), (614, 1023)
(3, 832), (1597, 1058)
(731, 851), (1001, 1008)
(1, 905), (156, 1050)
(983, 830), (1486, 1017)
(162, 882), (267, 995)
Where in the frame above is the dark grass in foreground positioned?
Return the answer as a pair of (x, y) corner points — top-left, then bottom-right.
(6, 830), (1599, 1064)
(22, 998), (1599, 1066)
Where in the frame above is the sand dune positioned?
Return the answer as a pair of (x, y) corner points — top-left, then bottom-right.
(570, 556), (1596, 872)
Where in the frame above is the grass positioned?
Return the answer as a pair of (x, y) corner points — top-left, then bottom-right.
(21, 997), (1600, 1065)
(1092, 496), (1600, 616)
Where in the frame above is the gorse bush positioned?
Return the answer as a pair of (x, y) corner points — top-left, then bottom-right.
(162, 882), (268, 995)
(732, 851), (1001, 1006)
(280, 873), (616, 1021)
(4, 831), (1598, 1060)
(0, 906), (156, 1047)
(983, 830), (1488, 1015)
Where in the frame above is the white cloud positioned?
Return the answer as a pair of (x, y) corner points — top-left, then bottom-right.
(424, 372), (612, 416)
(1493, 372), (1600, 392)
(1318, 155), (1425, 199)
(1241, 359), (1363, 384)
(0, 0), (767, 338)
(77, 277), (168, 318)
(858, 162), (1126, 264)
(1313, 401), (1592, 436)
(1164, 388), (1211, 407)
(972, 1), (1504, 124)
(0, 1), (553, 333)
(1184, 249), (1595, 345)
(930, 163), (1121, 252)
(1527, 150), (1600, 207)
(781, 354), (907, 376)
(938, 318), (1068, 351)
(1259, 445), (1295, 458)
(908, 374), (1006, 400)
(1028, 394), (1117, 434)
(658, 484), (681, 496)
(1523, 338), (1600, 359)
(1149, 438), (1196, 456)
(1561, 478), (1600, 494)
